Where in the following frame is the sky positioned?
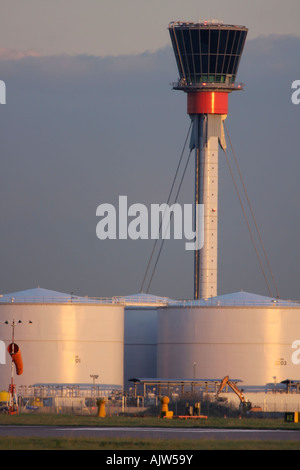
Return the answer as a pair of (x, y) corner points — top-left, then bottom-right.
(0, 0), (300, 301)
(0, 0), (299, 56)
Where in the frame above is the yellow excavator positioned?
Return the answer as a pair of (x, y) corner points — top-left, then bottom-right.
(216, 376), (262, 413)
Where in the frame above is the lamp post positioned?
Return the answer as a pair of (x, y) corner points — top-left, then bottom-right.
(90, 374), (99, 397)
(90, 374), (99, 385)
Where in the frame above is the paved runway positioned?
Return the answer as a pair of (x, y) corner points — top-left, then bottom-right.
(1, 425), (300, 441)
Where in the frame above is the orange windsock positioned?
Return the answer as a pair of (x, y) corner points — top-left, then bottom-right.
(7, 343), (23, 375)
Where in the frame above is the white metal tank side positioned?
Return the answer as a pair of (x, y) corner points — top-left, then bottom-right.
(124, 307), (158, 387)
(157, 295), (300, 386)
(0, 301), (124, 390)
(123, 293), (170, 389)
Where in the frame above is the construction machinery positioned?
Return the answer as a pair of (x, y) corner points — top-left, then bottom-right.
(216, 376), (262, 413)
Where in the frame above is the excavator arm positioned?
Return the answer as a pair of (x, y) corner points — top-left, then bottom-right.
(216, 376), (262, 412)
(216, 376), (245, 402)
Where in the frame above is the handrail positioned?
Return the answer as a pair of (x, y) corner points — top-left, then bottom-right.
(171, 80), (245, 91)
(0, 294), (299, 307)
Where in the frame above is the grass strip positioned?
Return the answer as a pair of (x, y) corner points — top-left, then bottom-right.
(0, 436), (300, 450)
(0, 414), (300, 430)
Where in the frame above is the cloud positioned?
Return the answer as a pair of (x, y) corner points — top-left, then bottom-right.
(0, 47), (42, 60)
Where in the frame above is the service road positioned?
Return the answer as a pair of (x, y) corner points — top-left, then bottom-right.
(1, 425), (300, 441)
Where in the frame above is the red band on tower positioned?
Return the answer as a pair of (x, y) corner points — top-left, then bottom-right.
(187, 91), (228, 115)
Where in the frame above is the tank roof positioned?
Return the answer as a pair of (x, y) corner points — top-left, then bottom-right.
(171, 291), (300, 307)
(121, 292), (172, 306)
(2, 288), (298, 308)
(0, 287), (118, 304)
(0, 287), (174, 306)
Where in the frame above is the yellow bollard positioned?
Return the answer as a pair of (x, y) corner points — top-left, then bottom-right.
(32, 397), (43, 407)
(97, 398), (106, 418)
(194, 402), (201, 416)
(0, 391), (10, 404)
(160, 396), (173, 419)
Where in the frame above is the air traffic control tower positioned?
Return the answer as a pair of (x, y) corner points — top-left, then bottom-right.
(169, 21), (248, 299)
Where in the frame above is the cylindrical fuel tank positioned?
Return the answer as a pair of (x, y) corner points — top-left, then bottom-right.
(0, 288), (124, 390)
(157, 292), (300, 386)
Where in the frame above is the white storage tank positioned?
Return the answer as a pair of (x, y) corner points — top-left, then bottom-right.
(0, 287), (124, 391)
(157, 291), (300, 386)
(123, 293), (170, 389)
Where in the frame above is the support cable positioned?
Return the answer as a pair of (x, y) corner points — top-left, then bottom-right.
(146, 148), (193, 293)
(140, 121), (192, 293)
(224, 122), (280, 298)
(223, 144), (273, 298)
